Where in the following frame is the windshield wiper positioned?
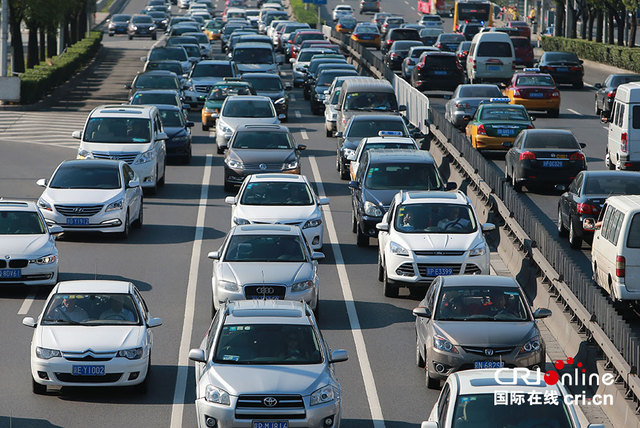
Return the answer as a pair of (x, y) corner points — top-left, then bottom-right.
(42, 318), (83, 325)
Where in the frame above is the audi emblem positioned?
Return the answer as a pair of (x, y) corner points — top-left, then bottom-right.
(484, 348), (494, 357)
(256, 286), (275, 295)
(259, 163), (267, 170)
(263, 396), (278, 407)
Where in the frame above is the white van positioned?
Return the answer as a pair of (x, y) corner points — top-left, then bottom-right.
(606, 82), (640, 170)
(72, 105), (167, 193)
(466, 32), (515, 84)
(592, 195), (640, 300)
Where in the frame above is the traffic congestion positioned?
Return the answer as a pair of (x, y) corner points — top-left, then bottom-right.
(0, 0), (633, 426)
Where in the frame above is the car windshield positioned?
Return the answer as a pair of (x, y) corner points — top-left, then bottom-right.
(224, 235), (307, 262)
(232, 131), (293, 149)
(148, 12), (165, 18)
(610, 75), (640, 87)
(479, 107), (529, 121)
(159, 109), (184, 127)
(362, 142), (416, 155)
(242, 76), (282, 91)
(298, 50), (328, 61)
(134, 74), (179, 90)
(393, 41), (421, 51)
(49, 164), (121, 189)
(112, 15), (129, 22)
(145, 62), (182, 74)
(184, 33), (208, 43)
(214, 324), (322, 365)
(439, 34), (464, 42)
(233, 47), (273, 64)
(435, 286), (529, 321)
(516, 75), (555, 86)
(524, 133), (579, 149)
(458, 86), (501, 98)
(410, 48), (431, 58)
(394, 202), (476, 234)
(339, 17), (356, 26)
(192, 63), (233, 78)
(182, 45), (201, 57)
(584, 175), (640, 195)
(365, 163), (441, 190)
(240, 182), (313, 205)
(132, 16), (152, 24)
(545, 52), (579, 62)
(511, 38), (531, 48)
(295, 33), (324, 43)
(84, 118), (151, 143)
(355, 25), (378, 34)
(317, 71), (355, 86)
(207, 84), (252, 100)
(41, 293), (141, 325)
(149, 48), (187, 61)
(0, 211), (45, 234)
(131, 92), (177, 106)
(222, 100), (274, 118)
(344, 92), (398, 111)
(347, 119), (406, 137)
(450, 393), (573, 427)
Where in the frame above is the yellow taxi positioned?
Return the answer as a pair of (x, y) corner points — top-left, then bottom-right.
(502, 69), (561, 117)
(465, 99), (535, 151)
(203, 18), (223, 41)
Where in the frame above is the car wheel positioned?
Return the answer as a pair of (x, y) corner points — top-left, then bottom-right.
(128, 34), (133, 40)
(548, 109), (560, 118)
(134, 201), (143, 229)
(120, 210), (130, 240)
(202, 124), (209, 131)
(557, 207), (567, 237)
(383, 269), (398, 297)
(151, 33), (157, 40)
(339, 158), (349, 180)
(326, 128), (332, 137)
(426, 366), (440, 389)
(512, 170), (523, 192)
(573, 81), (584, 89)
(351, 211), (357, 233)
(32, 377), (46, 394)
(158, 163), (166, 186)
(416, 338), (425, 368)
(224, 179), (234, 193)
(568, 218), (582, 249)
(310, 102), (318, 115)
(303, 90), (310, 101)
(183, 147), (192, 164)
(356, 224), (369, 247)
(595, 98), (601, 116)
(377, 252), (384, 282)
(605, 150), (615, 170)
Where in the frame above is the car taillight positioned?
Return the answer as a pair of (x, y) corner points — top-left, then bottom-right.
(387, 39), (393, 45)
(477, 124), (487, 135)
(570, 152), (585, 161)
(520, 151), (536, 160)
(455, 102), (469, 109)
(616, 256), (626, 278)
(570, 66), (582, 71)
(390, 53), (399, 58)
(540, 65), (553, 71)
(513, 89), (520, 97)
(552, 91), (560, 97)
(527, 124), (535, 129)
(576, 203), (597, 214)
(622, 132), (628, 153)
(607, 90), (616, 98)
(436, 42), (443, 48)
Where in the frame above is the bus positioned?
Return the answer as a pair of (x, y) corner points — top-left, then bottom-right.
(417, 0), (454, 17)
(452, 1), (493, 31)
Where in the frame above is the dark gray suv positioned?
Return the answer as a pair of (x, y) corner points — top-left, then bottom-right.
(360, 0), (380, 14)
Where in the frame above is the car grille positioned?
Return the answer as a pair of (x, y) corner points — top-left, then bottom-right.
(0, 261), (4, 268)
(54, 373), (123, 383)
(195, 85), (212, 93)
(236, 395), (305, 409)
(242, 162), (284, 170)
(5, 259), (28, 268)
(465, 264), (482, 274)
(55, 205), (103, 217)
(251, 220), (304, 227)
(461, 346), (515, 356)
(413, 250), (465, 256)
(92, 152), (139, 164)
(63, 353), (114, 362)
(244, 285), (286, 300)
(396, 262), (415, 276)
(0, 273), (53, 281)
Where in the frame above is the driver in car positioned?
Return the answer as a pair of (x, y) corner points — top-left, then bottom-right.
(437, 206), (471, 231)
(100, 296), (136, 321)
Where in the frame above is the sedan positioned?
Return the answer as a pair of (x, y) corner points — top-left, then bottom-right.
(23, 280), (162, 393)
(107, 14), (131, 36)
(37, 159), (143, 239)
(536, 51), (584, 88)
(207, 224), (325, 315)
(241, 73), (291, 121)
(444, 84), (502, 129)
(351, 22), (381, 49)
(465, 100), (534, 151)
(502, 71), (560, 117)
(434, 33), (465, 52)
(402, 46), (438, 80)
(414, 275), (550, 389)
(505, 129), (587, 192)
(157, 104), (194, 163)
(226, 173), (328, 249)
(127, 14), (157, 40)
(594, 73), (640, 118)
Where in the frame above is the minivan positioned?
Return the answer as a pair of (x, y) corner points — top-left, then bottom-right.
(467, 32), (515, 84)
(606, 82), (640, 170)
(592, 195), (640, 300)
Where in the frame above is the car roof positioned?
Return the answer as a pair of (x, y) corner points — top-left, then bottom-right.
(441, 275), (518, 287)
(234, 42), (274, 48)
(225, 95), (272, 102)
(236, 124), (288, 132)
(90, 104), (156, 118)
(362, 136), (416, 145)
(137, 70), (178, 76)
(605, 195), (640, 211)
(399, 190), (466, 204)
(367, 149), (434, 163)
(0, 199), (38, 211)
(155, 104), (182, 111)
(247, 173), (307, 183)
(133, 89), (178, 95)
(241, 72), (281, 79)
(224, 300), (311, 325)
(351, 114), (404, 121)
(232, 224), (300, 235)
(522, 129), (573, 136)
(453, 369), (563, 395)
(197, 59), (232, 65)
(342, 78), (394, 92)
(55, 280), (133, 294)
(60, 159), (124, 168)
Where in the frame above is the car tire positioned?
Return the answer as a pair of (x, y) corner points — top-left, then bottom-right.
(128, 34), (133, 40)
(557, 208), (567, 237)
(313, 301), (320, 320)
(224, 179), (234, 193)
(134, 201), (143, 229)
(339, 159), (349, 180)
(326, 128), (332, 137)
(108, 33), (114, 37)
(568, 218), (582, 249)
(548, 109), (559, 118)
(151, 33), (157, 40)
(183, 147), (192, 164)
(120, 211), (130, 240)
(512, 170), (523, 193)
(202, 124), (209, 131)
(304, 90), (310, 101)
(426, 367), (440, 389)
(595, 99), (601, 116)
(32, 377), (46, 394)
(377, 253), (384, 282)
(416, 338), (425, 368)
(356, 224), (369, 247)
(573, 81), (584, 89)
(383, 270), (398, 297)
(351, 211), (357, 233)
(158, 163), (166, 186)
(605, 150), (615, 170)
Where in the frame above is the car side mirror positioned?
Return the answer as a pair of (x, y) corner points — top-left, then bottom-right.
(36, 178), (48, 187)
(579, 59), (584, 64)
(594, 83), (602, 89)
(48, 225), (63, 235)
(318, 197), (330, 205)
(445, 182), (457, 191)
(140, 56), (147, 62)
(329, 349), (348, 363)
(212, 113), (220, 119)
(580, 143), (586, 148)
(127, 179), (140, 188)
(530, 115), (536, 121)
(412, 307), (432, 318)
(289, 58), (295, 63)
(421, 422), (439, 428)
(22, 317), (37, 328)
(297, 144), (307, 151)
(533, 308), (552, 319)
(157, 132), (168, 140)
(188, 348), (207, 363)
(72, 130), (82, 139)
(207, 251), (220, 260)
(335, 131), (343, 138)
(147, 317), (163, 328)
(346, 152), (356, 161)
(312, 252), (325, 260)
(555, 184), (567, 192)
(348, 180), (360, 190)
(186, 121), (194, 127)
(481, 223), (496, 232)
(225, 196), (236, 204)
(398, 104), (407, 112)
(376, 222), (389, 232)
(124, 83), (132, 89)
(462, 115), (471, 122)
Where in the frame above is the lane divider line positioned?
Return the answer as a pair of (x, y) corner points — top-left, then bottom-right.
(295, 110), (302, 118)
(300, 129), (309, 140)
(567, 108), (583, 116)
(18, 291), (37, 315)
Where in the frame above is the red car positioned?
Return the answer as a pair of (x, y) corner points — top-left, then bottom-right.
(511, 37), (534, 67)
(506, 21), (531, 39)
(289, 30), (325, 59)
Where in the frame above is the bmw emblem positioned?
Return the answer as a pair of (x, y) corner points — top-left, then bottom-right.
(263, 396), (278, 407)
(259, 163), (267, 170)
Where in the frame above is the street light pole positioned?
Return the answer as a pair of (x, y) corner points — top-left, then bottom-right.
(1, 0), (9, 77)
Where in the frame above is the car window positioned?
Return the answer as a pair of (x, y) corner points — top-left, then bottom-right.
(224, 234), (306, 262)
(231, 131), (293, 149)
(205, 310), (221, 356)
(0, 211), (46, 234)
(627, 213), (640, 248)
(435, 286), (529, 321)
(50, 164), (121, 189)
(394, 202), (475, 233)
(479, 106), (529, 121)
(84, 118), (151, 143)
(344, 92), (398, 112)
(426, 278), (438, 312)
(633, 105), (640, 129)
(242, 76), (283, 91)
(41, 293), (141, 325)
(135, 75), (179, 90)
(366, 164), (442, 191)
(515, 75), (554, 86)
(477, 41), (512, 57)
(584, 175), (640, 195)
(437, 383), (450, 427)
(617, 103), (626, 127)
(131, 92), (178, 106)
(458, 86), (502, 98)
(159, 109), (185, 127)
(191, 63), (233, 77)
(222, 99), (274, 118)
(240, 181), (313, 206)
(149, 48), (188, 61)
(523, 133), (579, 149)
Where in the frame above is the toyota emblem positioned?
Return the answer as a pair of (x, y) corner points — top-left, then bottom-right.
(484, 348), (494, 357)
(263, 396), (278, 407)
(259, 163), (267, 170)
(256, 286), (275, 295)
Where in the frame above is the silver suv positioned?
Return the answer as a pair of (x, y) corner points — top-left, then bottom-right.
(189, 300), (348, 428)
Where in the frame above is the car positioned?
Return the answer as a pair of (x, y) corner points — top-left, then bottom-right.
(372, 12), (391, 30)
(402, 46), (438, 80)
(127, 14), (157, 40)
(207, 226), (324, 313)
(125, 70), (183, 100)
(188, 300), (348, 427)
(454, 40), (471, 68)
(324, 76), (368, 138)
(0, 200), (60, 286)
(465, 99), (535, 151)
(536, 51), (584, 88)
(146, 11), (168, 30)
(506, 20), (531, 38)
(303, 57), (348, 99)
(349, 149), (448, 247)
(385, 40), (424, 71)
(23, 280), (162, 394)
(241, 73), (291, 120)
(291, 49), (342, 87)
(289, 30), (325, 59)
(351, 22), (381, 49)
(505, 129), (587, 192)
(226, 174), (328, 249)
(129, 89), (189, 111)
(419, 27), (444, 46)
(37, 159), (143, 238)
(201, 80), (256, 131)
(215, 96), (284, 154)
(419, 14), (443, 28)
(467, 32), (516, 84)
(182, 31), (213, 58)
(183, 60), (235, 108)
(594, 73), (640, 117)
(227, 34), (272, 56)
(107, 14), (131, 36)
(502, 70), (561, 117)
(444, 84), (503, 129)
(511, 36), (534, 67)
(335, 16), (357, 34)
(310, 69), (359, 115)
(332, 4), (354, 21)
(220, 23), (253, 52)
(360, 0), (380, 14)
(203, 17), (223, 40)
(458, 22), (482, 41)
(347, 132), (419, 180)
(276, 22), (310, 51)
(145, 46), (191, 74)
(143, 60), (187, 86)
(157, 105), (193, 163)
(381, 16), (405, 36)
(411, 51), (465, 92)
(382, 27), (420, 54)
(231, 42), (280, 76)
(434, 32), (465, 52)
(558, 171), (640, 248)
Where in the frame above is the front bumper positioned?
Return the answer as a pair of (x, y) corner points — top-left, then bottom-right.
(213, 283), (318, 310)
(548, 71), (583, 84)
(385, 252), (489, 284)
(511, 97), (560, 111)
(184, 89), (206, 107)
(224, 165), (300, 185)
(0, 263), (57, 286)
(42, 208), (127, 234)
(108, 26), (128, 34)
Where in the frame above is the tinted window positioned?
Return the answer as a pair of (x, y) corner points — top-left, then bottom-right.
(515, 75), (554, 86)
(159, 109), (184, 127)
(132, 16), (152, 23)
(458, 86), (501, 98)
(347, 119), (406, 137)
(0, 211), (46, 234)
(224, 235), (306, 262)
(207, 84), (252, 100)
(439, 34), (465, 42)
(479, 107), (529, 121)
(393, 41), (422, 50)
(477, 42), (512, 57)
(41, 293), (141, 325)
(50, 164), (121, 189)
(390, 29), (419, 40)
(149, 48), (187, 61)
(610, 75), (640, 87)
(523, 133), (579, 149)
(242, 76), (282, 91)
(240, 182), (313, 206)
(192, 63), (233, 77)
(222, 99), (274, 118)
(633, 105), (640, 129)
(231, 131), (293, 149)
(394, 202), (476, 234)
(317, 71), (356, 86)
(233, 47), (273, 64)
(113, 15), (130, 22)
(627, 213), (640, 248)
(424, 55), (457, 68)
(511, 38), (530, 48)
(131, 92), (178, 106)
(344, 92), (398, 111)
(365, 163), (442, 190)
(544, 52), (579, 62)
(135, 74), (179, 90)
(84, 118), (151, 143)
(584, 175), (640, 195)
(435, 286), (528, 321)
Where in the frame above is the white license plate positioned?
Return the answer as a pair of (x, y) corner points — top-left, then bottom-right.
(0, 269), (21, 278)
(72, 365), (105, 376)
(474, 361), (505, 369)
(426, 267), (453, 276)
(253, 422), (288, 428)
(487, 65), (500, 71)
(542, 160), (563, 168)
(66, 218), (89, 225)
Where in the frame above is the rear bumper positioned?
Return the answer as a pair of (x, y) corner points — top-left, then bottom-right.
(473, 135), (515, 150)
(515, 165), (583, 185)
(511, 97), (560, 111)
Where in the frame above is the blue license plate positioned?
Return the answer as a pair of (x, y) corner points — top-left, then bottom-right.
(474, 361), (505, 369)
(360, 35), (372, 40)
(542, 160), (563, 168)
(496, 128), (515, 136)
(426, 267), (453, 276)
(556, 67), (568, 72)
(253, 422), (288, 428)
(0, 269), (21, 278)
(72, 365), (105, 376)
(433, 70), (447, 75)
(487, 65), (500, 71)
(66, 218), (89, 225)
(529, 92), (544, 98)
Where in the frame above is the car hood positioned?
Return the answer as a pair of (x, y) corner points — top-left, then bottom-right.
(81, 142), (152, 153)
(191, 76), (225, 85)
(228, 149), (295, 164)
(42, 188), (122, 205)
(342, 110), (400, 124)
(221, 262), (312, 285)
(221, 117), (279, 130)
(433, 321), (537, 347)
(235, 205), (319, 223)
(255, 90), (285, 100)
(0, 234), (55, 257)
(398, 232), (482, 252)
(37, 325), (143, 352)
(342, 136), (364, 150)
(235, 63), (277, 74)
(363, 188), (401, 209)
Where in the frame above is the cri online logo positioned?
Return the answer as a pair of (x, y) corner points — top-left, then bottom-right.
(495, 357), (615, 388)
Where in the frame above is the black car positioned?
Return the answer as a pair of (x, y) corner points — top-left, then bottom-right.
(594, 73), (640, 117)
(127, 14), (157, 40)
(349, 149), (447, 246)
(125, 70), (182, 99)
(303, 58), (348, 100)
(505, 129), (587, 193)
(411, 51), (464, 92)
(107, 14), (131, 36)
(419, 28), (442, 46)
(360, 0), (380, 14)
(382, 28), (421, 54)
(558, 171), (640, 248)
(455, 41), (472, 68)
(223, 125), (306, 192)
(458, 22), (482, 41)
(536, 51), (584, 88)
(157, 104), (194, 163)
(310, 69), (359, 115)
(241, 73), (291, 121)
(385, 40), (424, 71)
(434, 33), (466, 52)
(129, 89), (187, 110)
(144, 60), (186, 85)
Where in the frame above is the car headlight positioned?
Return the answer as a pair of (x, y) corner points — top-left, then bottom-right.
(36, 347), (61, 359)
(38, 198), (52, 211)
(303, 218), (322, 229)
(105, 199), (124, 212)
(310, 385), (335, 406)
(225, 158), (244, 169)
(233, 217), (250, 225)
(205, 385), (231, 405)
(117, 347), (144, 360)
(77, 149), (93, 159)
(390, 241), (409, 256)
(315, 93), (325, 101)
(150, 25), (156, 30)
(364, 201), (383, 217)
(291, 280), (314, 292)
(218, 279), (239, 292)
(519, 336), (541, 354)
(134, 149), (155, 164)
(274, 97), (286, 105)
(203, 107), (213, 113)
(469, 243), (486, 257)
(31, 254), (57, 265)
(342, 148), (355, 158)
(433, 335), (459, 354)
(132, 25), (138, 30)
(218, 123), (232, 134)
(283, 160), (298, 170)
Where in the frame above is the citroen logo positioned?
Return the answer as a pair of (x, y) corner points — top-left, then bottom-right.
(256, 287), (275, 295)
(484, 348), (494, 357)
(259, 163), (267, 170)
(263, 396), (278, 407)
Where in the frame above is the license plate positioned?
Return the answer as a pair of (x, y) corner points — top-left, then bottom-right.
(426, 267), (453, 276)
(557, 67), (568, 72)
(253, 422), (288, 428)
(66, 218), (89, 225)
(433, 70), (447, 75)
(496, 128), (515, 136)
(72, 365), (105, 376)
(474, 361), (505, 369)
(0, 269), (21, 278)
(360, 35), (372, 40)
(543, 160), (563, 168)
(529, 92), (544, 98)
(487, 65), (500, 71)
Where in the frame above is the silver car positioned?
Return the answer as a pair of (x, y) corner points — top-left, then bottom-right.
(207, 224), (324, 316)
(189, 300), (348, 428)
(444, 84), (503, 129)
(414, 275), (551, 389)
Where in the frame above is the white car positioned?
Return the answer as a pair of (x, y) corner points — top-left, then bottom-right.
(37, 159), (143, 239)
(422, 368), (604, 428)
(226, 174), (329, 250)
(376, 191), (493, 297)
(347, 132), (419, 181)
(178, 0), (190, 8)
(0, 200), (61, 286)
(23, 280), (162, 394)
(323, 75), (365, 137)
(332, 5), (354, 21)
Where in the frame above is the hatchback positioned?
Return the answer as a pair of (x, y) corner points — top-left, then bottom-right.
(411, 51), (464, 92)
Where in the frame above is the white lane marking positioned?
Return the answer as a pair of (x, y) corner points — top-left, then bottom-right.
(18, 291), (37, 315)
(567, 108), (583, 116)
(295, 110), (302, 118)
(309, 156), (386, 428)
(290, 94), (296, 102)
(170, 154), (213, 428)
(300, 129), (309, 140)
(404, 0), (409, 3)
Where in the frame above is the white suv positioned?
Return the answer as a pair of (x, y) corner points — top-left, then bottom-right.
(72, 105), (167, 193)
(332, 5), (354, 21)
(376, 191), (494, 297)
